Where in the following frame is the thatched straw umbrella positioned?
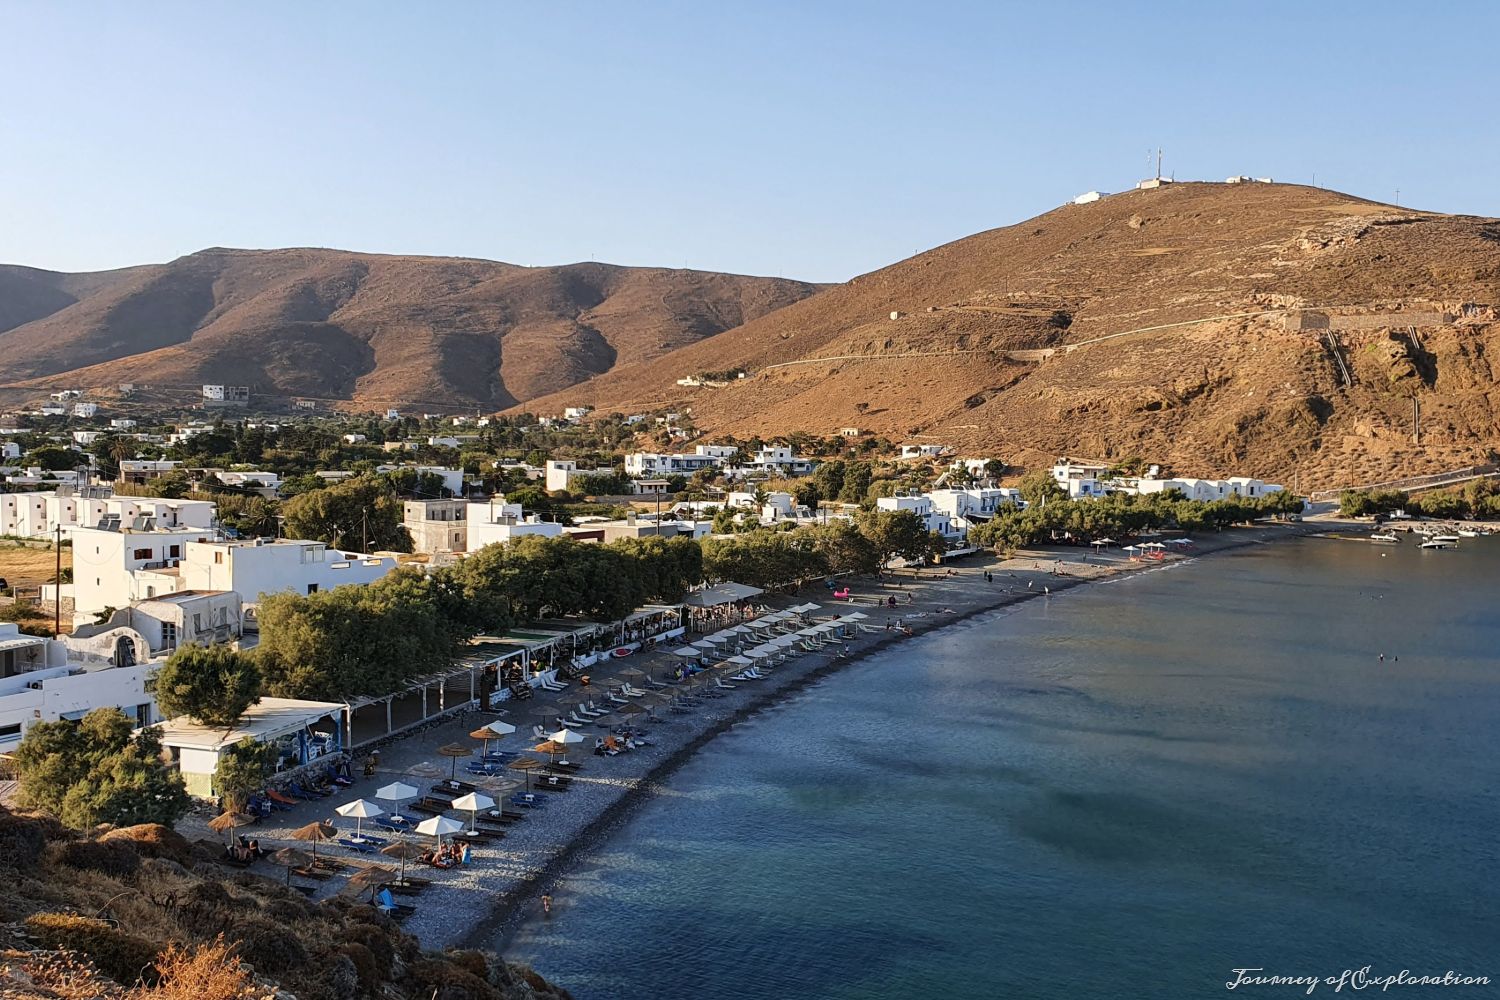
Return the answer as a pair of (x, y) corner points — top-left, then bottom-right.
(508, 757), (543, 791)
(272, 847), (312, 885)
(437, 742), (471, 779)
(207, 811), (254, 845)
(379, 840), (426, 885)
(347, 864), (397, 902)
(288, 820), (337, 861)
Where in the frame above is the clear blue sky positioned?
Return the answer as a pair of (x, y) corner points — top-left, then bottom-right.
(3, 1), (1496, 282)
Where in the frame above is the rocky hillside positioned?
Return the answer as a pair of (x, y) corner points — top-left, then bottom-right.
(0, 249), (818, 410)
(0, 807), (569, 1000)
(524, 183), (1500, 489)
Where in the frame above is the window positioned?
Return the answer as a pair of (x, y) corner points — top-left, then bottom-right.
(192, 613), (202, 633)
(307, 583), (318, 594)
(161, 622), (177, 649)
(214, 552), (224, 564)
(168, 544), (180, 558)
(0, 722), (21, 743)
(133, 548), (152, 560)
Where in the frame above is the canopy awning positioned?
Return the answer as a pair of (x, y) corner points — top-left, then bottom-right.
(683, 582), (765, 608)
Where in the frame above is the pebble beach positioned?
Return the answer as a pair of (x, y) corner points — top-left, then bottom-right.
(177, 520), (1341, 952)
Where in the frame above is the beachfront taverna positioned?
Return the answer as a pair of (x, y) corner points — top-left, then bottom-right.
(155, 697), (347, 797)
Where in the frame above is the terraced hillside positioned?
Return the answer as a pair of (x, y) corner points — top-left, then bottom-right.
(522, 183), (1500, 488)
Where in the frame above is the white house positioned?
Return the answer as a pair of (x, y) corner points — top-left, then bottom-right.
(694, 444), (739, 460)
(927, 487), (1017, 522)
(63, 590), (244, 665)
(727, 490), (798, 523)
(624, 451), (725, 477)
(110, 418), (137, 430)
(0, 625), (160, 752)
(180, 538), (397, 602)
(72, 430), (103, 447)
(545, 460), (600, 493)
(562, 406), (592, 421)
(1, 493), (217, 541)
(876, 494), (966, 547)
(343, 433), (368, 444)
(731, 446), (816, 478)
(465, 500), (563, 551)
(899, 443), (949, 460)
(117, 459), (181, 486)
(72, 402), (99, 418)
(376, 464), (466, 497)
(1226, 477), (1285, 499)
(217, 470), (282, 497)
(157, 697), (348, 798)
(0, 442), (20, 461)
(69, 524), (220, 617)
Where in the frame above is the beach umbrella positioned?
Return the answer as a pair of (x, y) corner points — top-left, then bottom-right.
(548, 728), (585, 746)
(207, 811), (254, 844)
(348, 864), (397, 902)
(335, 798), (383, 840)
(470, 726), (507, 756)
(289, 820), (337, 861)
(450, 791), (497, 834)
(272, 847), (312, 885)
(619, 667), (646, 679)
(508, 757), (543, 790)
(614, 702), (646, 717)
(414, 814), (464, 847)
(375, 780), (419, 824)
(380, 840), (425, 884)
(437, 742), (471, 779)
(485, 720), (518, 737)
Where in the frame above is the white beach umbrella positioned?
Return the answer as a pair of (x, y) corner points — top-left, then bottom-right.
(798, 626), (822, 636)
(691, 639), (720, 649)
(414, 814), (464, 845)
(374, 781), (419, 822)
(335, 798), (383, 839)
(726, 655), (753, 666)
(450, 791), (497, 834)
(674, 646), (702, 656)
(548, 728), (585, 746)
(485, 720), (517, 736)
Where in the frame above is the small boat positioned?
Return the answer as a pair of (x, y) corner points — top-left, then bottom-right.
(1419, 539), (1456, 549)
(1457, 529), (1478, 538)
(1369, 533), (1400, 544)
(1432, 534), (1460, 543)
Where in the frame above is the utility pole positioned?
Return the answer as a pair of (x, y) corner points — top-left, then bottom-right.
(1412, 395), (1421, 446)
(1156, 147), (1163, 180)
(54, 524), (62, 637)
(361, 509), (370, 553)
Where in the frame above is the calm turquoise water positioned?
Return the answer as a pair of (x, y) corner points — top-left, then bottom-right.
(506, 537), (1500, 998)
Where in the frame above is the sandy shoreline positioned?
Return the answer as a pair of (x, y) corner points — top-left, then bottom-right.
(179, 519), (1355, 957)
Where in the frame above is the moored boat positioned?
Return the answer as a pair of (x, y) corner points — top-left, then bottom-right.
(1370, 533), (1400, 544)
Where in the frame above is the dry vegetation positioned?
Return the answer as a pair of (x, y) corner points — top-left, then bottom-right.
(0, 808), (571, 1000)
(0, 543), (69, 590)
(524, 182), (1500, 488)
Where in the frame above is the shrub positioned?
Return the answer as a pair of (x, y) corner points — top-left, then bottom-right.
(231, 915), (308, 974)
(99, 824), (195, 866)
(55, 839), (141, 878)
(136, 936), (275, 1000)
(337, 941), (380, 991)
(24, 912), (161, 986)
(0, 808), (48, 869)
(405, 958), (500, 1000)
(340, 920), (395, 976)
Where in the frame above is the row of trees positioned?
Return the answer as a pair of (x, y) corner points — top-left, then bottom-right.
(970, 489), (1303, 553)
(254, 534), (703, 700)
(1339, 479), (1500, 520)
(700, 509), (943, 589)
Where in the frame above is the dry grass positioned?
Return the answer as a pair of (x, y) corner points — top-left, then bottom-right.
(0, 543), (69, 589)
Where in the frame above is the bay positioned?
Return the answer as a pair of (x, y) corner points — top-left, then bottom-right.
(507, 536), (1500, 998)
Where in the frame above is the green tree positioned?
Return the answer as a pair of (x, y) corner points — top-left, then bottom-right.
(1017, 470), (1066, 506)
(837, 461), (873, 504)
(808, 521), (880, 576)
(154, 645), (262, 727)
(13, 708), (189, 827)
(855, 508), (936, 568)
(25, 446), (79, 471)
(214, 737), (279, 811)
(281, 475), (412, 552)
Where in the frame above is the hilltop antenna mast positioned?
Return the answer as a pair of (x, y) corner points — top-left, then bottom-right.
(1156, 148), (1163, 181)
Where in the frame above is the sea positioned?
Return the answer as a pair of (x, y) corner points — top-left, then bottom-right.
(506, 535), (1500, 998)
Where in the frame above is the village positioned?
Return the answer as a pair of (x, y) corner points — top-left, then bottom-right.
(0, 385), (1296, 778)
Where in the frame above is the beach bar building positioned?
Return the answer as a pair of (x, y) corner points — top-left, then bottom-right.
(156, 697), (347, 797)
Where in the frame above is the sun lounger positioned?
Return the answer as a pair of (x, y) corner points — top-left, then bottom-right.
(293, 866), (332, 881)
(578, 703), (606, 718)
(339, 838), (378, 854)
(375, 888), (416, 919)
(266, 789), (299, 807)
(432, 778), (476, 794)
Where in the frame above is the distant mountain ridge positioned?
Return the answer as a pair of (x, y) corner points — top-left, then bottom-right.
(0, 247), (820, 408)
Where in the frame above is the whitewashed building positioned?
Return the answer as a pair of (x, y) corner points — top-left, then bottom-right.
(403, 499), (467, 554)
(465, 501), (562, 551)
(0, 625), (160, 752)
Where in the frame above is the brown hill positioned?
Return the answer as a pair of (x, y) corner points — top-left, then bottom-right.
(0, 249), (818, 409)
(522, 183), (1500, 488)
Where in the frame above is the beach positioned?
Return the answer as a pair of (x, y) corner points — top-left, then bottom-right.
(182, 519), (1347, 951)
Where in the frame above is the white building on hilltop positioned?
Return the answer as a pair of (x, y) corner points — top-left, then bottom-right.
(927, 487), (1018, 522)
(876, 493), (966, 547)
